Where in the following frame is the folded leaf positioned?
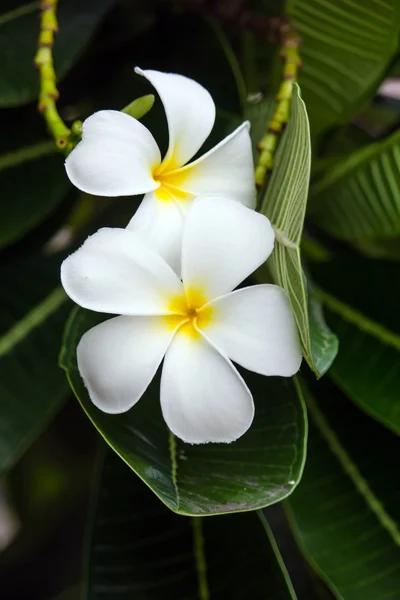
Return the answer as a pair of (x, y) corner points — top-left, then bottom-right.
(251, 85), (338, 377)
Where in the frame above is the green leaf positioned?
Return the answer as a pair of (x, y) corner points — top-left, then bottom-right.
(286, 381), (400, 600)
(287, 0), (400, 138)
(307, 285), (339, 378)
(0, 0), (117, 107)
(87, 448), (298, 599)
(60, 307), (307, 516)
(0, 141), (71, 248)
(256, 84), (337, 377)
(310, 257), (400, 435)
(355, 236), (400, 261)
(309, 130), (400, 243)
(0, 256), (71, 474)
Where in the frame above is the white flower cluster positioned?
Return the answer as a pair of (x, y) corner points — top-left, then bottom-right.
(61, 68), (302, 444)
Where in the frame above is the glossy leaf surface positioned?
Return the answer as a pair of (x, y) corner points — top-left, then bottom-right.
(60, 307), (307, 516)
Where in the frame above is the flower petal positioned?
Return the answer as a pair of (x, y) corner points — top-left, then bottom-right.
(182, 196), (275, 301)
(126, 191), (184, 276)
(200, 285), (302, 377)
(160, 328), (254, 444)
(168, 122), (256, 209)
(65, 110), (160, 197)
(61, 227), (183, 315)
(78, 315), (176, 414)
(135, 67), (215, 170)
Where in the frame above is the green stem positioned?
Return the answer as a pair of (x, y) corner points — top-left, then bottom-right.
(34, 0), (70, 150)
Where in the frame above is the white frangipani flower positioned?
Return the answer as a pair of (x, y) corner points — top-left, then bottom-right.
(61, 196), (302, 444)
(65, 68), (256, 274)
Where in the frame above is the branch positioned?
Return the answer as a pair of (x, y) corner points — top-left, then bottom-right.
(34, 0), (70, 151)
(255, 31), (302, 188)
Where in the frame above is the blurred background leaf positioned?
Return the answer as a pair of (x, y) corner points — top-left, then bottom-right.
(287, 0), (400, 139)
(86, 448), (298, 600)
(286, 380), (400, 600)
(310, 256), (400, 434)
(0, 136), (71, 249)
(309, 130), (400, 243)
(0, 0), (118, 107)
(0, 254), (70, 474)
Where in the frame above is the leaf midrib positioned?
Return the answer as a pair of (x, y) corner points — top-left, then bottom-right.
(315, 287), (400, 352)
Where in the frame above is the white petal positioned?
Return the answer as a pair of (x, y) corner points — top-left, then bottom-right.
(160, 328), (254, 444)
(135, 67), (215, 170)
(61, 227), (183, 315)
(200, 285), (302, 377)
(169, 122), (256, 208)
(65, 110), (161, 197)
(182, 196), (275, 301)
(126, 191), (184, 276)
(78, 315), (176, 414)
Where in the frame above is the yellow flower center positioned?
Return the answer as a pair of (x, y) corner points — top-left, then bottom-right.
(165, 287), (213, 338)
(152, 162), (190, 202)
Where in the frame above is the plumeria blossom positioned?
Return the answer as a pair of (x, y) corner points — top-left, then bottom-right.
(65, 68), (256, 274)
(61, 196), (302, 444)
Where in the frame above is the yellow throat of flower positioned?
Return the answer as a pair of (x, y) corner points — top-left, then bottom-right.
(152, 163), (190, 202)
(165, 288), (213, 338)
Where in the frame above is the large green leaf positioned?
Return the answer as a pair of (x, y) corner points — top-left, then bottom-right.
(0, 256), (71, 473)
(286, 381), (400, 600)
(0, 140), (71, 248)
(309, 130), (400, 242)
(0, 0), (117, 107)
(287, 0), (400, 138)
(86, 448), (298, 600)
(252, 84), (338, 377)
(310, 257), (400, 435)
(60, 307), (307, 516)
